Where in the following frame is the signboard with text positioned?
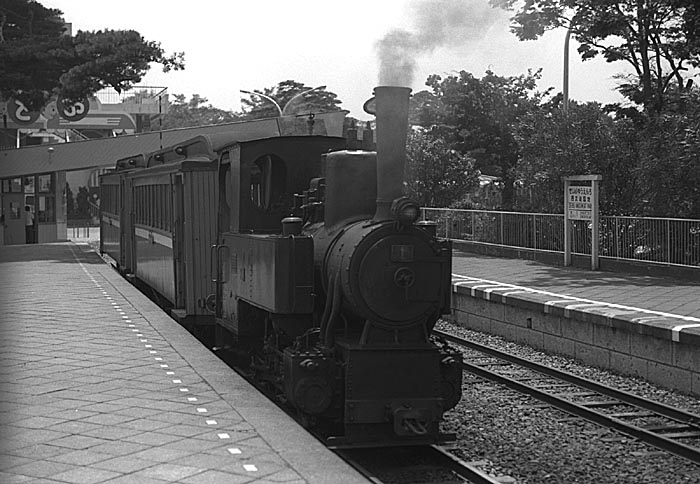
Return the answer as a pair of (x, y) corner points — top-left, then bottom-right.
(563, 175), (601, 269)
(568, 186), (592, 220)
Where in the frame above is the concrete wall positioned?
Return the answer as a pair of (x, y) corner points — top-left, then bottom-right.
(450, 285), (700, 397)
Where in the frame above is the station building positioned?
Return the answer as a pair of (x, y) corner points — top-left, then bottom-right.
(0, 89), (346, 245)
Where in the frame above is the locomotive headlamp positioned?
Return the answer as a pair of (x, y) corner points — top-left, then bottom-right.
(390, 197), (421, 225)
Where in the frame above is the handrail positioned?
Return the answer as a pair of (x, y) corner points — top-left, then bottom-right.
(422, 208), (700, 268)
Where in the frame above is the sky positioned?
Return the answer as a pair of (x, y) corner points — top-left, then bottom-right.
(40, 0), (633, 120)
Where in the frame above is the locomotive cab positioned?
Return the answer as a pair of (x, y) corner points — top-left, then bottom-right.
(212, 87), (462, 448)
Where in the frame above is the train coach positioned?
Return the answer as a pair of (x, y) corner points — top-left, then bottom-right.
(100, 86), (462, 448)
(101, 130), (345, 334)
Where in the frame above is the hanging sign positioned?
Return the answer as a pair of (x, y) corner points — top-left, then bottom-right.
(57, 95), (90, 121)
(7, 98), (41, 125)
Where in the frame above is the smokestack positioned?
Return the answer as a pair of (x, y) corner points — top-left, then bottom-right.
(373, 86), (411, 221)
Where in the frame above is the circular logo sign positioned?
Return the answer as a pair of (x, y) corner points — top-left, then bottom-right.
(7, 98), (41, 125)
(57, 96), (90, 121)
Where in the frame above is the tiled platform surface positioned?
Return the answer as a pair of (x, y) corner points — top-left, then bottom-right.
(450, 251), (700, 395)
(0, 242), (367, 484)
(451, 250), (700, 344)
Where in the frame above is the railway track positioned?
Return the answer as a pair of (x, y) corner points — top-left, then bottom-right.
(434, 329), (700, 466)
(337, 445), (506, 484)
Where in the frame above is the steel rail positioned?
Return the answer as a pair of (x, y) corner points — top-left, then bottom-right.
(429, 445), (507, 484)
(434, 329), (700, 465)
(337, 445), (506, 484)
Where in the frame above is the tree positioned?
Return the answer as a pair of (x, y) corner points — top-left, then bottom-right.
(405, 129), (479, 208)
(634, 88), (700, 217)
(514, 101), (640, 214)
(491, 0), (700, 112)
(411, 69), (550, 208)
(74, 186), (90, 219)
(161, 94), (239, 130)
(0, 0), (185, 111)
(241, 80), (343, 119)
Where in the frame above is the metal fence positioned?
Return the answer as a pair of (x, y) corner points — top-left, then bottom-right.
(422, 208), (700, 268)
(94, 86), (167, 105)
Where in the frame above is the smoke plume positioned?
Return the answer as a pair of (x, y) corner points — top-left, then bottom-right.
(377, 0), (504, 86)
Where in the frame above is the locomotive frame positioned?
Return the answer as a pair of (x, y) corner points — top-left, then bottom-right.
(100, 86), (462, 448)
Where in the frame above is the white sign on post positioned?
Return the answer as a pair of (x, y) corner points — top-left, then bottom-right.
(563, 175), (602, 270)
(568, 186), (592, 220)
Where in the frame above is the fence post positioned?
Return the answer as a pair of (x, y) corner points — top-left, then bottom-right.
(500, 213), (504, 245)
(666, 219), (671, 264)
(615, 217), (620, 258)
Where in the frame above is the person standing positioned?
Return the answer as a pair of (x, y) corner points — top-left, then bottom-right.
(25, 205), (35, 244)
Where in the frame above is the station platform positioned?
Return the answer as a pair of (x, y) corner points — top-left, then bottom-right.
(450, 250), (700, 396)
(0, 242), (368, 484)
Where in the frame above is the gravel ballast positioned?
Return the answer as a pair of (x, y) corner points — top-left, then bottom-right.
(437, 320), (700, 483)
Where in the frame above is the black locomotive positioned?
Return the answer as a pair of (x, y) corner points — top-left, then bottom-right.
(100, 86), (461, 448)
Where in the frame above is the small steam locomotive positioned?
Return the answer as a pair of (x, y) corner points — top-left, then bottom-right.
(100, 86), (461, 448)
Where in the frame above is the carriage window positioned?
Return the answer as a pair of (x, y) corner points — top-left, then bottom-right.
(250, 154), (286, 211)
(218, 152), (231, 232)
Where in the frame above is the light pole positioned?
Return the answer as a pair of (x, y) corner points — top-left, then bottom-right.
(240, 86), (325, 117)
(563, 19), (575, 114)
(240, 90), (282, 116)
(281, 86), (325, 115)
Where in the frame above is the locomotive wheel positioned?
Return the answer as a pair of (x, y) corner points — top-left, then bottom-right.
(294, 377), (333, 415)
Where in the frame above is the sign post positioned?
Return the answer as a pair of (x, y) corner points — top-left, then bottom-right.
(563, 175), (602, 269)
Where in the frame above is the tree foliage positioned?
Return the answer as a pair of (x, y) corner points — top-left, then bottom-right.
(514, 101), (640, 214)
(411, 69), (551, 208)
(634, 89), (700, 217)
(405, 129), (479, 208)
(491, 0), (700, 112)
(161, 94), (239, 130)
(241, 80), (343, 119)
(0, 0), (185, 111)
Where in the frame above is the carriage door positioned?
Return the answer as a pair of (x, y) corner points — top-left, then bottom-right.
(173, 173), (186, 306)
(213, 152), (232, 317)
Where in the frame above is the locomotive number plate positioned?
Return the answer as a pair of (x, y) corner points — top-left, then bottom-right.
(391, 245), (414, 262)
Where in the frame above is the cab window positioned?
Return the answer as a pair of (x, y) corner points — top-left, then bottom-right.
(249, 154), (286, 211)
